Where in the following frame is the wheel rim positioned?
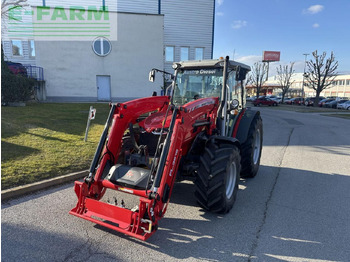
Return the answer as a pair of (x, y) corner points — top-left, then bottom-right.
(253, 129), (261, 165)
(226, 162), (237, 199)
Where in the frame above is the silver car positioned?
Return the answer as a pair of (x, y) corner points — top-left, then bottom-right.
(338, 100), (350, 110)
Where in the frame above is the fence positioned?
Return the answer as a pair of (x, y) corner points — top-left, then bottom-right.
(24, 65), (44, 81)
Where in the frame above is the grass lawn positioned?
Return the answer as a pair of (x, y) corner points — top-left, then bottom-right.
(1, 103), (111, 190)
(321, 113), (350, 119)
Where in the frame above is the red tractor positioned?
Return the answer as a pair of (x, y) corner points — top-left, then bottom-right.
(70, 56), (263, 240)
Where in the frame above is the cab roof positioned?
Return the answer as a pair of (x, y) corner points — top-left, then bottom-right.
(174, 59), (251, 72)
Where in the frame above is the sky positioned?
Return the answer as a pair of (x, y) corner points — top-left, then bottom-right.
(213, 0), (350, 75)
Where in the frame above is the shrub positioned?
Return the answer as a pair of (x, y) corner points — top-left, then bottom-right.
(1, 46), (35, 103)
(1, 71), (35, 103)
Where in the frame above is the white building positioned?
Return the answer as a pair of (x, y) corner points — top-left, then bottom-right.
(260, 73), (350, 98)
(2, 0), (215, 102)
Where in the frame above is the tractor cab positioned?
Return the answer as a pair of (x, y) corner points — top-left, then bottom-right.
(171, 58), (250, 109)
(149, 57), (251, 136)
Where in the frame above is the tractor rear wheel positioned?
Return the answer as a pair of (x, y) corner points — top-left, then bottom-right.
(194, 140), (241, 213)
(240, 115), (263, 178)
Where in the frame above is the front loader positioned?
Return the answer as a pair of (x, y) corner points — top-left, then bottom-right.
(70, 56), (263, 240)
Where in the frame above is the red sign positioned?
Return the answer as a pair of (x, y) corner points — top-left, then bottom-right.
(263, 51), (280, 62)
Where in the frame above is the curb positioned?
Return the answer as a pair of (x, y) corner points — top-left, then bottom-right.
(1, 170), (89, 201)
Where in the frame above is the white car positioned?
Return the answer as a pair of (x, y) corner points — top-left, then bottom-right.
(338, 100), (350, 110)
(247, 96), (257, 101)
(267, 95), (282, 103)
(273, 97), (283, 104)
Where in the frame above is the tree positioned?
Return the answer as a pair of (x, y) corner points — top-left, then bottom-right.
(1, 0), (28, 17)
(276, 62), (295, 103)
(2, 0), (28, 32)
(1, 0), (35, 104)
(305, 50), (338, 105)
(247, 62), (268, 98)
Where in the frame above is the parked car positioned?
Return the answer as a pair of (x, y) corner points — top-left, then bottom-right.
(266, 95), (277, 99)
(293, 97), (304, 105)
(285, 97), (303, 105)
(336, 100), (350, 109)
(5, 61), (27, 76)
(267, 95), (282, 103)
(318, 98), (334, 107)
(284, 98), (292, 104)
(253, 97), (278, 106)
(345, 102), (350, 110)
(304, 97), (325, 106)
(338, 100), (350, 110)
(325, 99), (348, 109)
(285, 98), (294, 105)
(274, 97), (283, 104)
(247, 96), (257, 101)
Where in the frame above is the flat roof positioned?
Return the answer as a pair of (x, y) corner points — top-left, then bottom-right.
(175, 59), (251, 71)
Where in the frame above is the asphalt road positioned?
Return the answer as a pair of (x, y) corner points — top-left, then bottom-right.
(2, 107), (350, 262)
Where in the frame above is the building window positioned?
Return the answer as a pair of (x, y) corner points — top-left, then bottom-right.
(92, 37), (111, 57)
(11, 40), (23, 56)
(29, 40), (35, 57)
(338, 80), (344, 85)
(165, 46), (174, 62)
(346, 80), (350, 86)
(180, 47), (189, 61)
(195, 47), (204, 60)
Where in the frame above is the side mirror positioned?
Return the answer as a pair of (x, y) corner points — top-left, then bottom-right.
(230, 99), (239, 110)
(149, 70), (155, 82)
(236, 67), (247, 81)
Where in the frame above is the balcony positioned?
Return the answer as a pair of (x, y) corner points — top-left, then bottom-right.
(24, 65), (44, 81)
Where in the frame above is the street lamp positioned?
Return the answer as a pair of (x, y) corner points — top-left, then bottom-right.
(302, 53), (309, 98)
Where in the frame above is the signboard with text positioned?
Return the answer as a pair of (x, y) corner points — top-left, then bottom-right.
(263, 51), (280, 62)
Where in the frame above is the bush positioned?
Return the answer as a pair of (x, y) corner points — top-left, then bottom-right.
(1, 71), (35, 103)
(1, 45), (35, 104)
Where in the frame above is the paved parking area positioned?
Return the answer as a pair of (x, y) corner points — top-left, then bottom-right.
(2, 108), (350, 262)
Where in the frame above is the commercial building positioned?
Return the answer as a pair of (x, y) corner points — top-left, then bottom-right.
(247, 73), (350, 98)
(2, 0), (215, 102)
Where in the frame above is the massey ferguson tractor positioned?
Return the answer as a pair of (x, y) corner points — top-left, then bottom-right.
(70, 56), (263, 240)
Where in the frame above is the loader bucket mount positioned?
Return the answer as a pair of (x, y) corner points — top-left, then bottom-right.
(70, 95), (183, 240)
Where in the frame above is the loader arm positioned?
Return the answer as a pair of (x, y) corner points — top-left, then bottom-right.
(70, 96), (218, 240)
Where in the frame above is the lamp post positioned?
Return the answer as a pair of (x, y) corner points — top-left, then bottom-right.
(302, 53), (309, 98)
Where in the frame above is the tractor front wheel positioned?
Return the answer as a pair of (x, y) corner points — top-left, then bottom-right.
(194, 140), (241, 213)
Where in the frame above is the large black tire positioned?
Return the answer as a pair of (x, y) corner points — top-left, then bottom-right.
(240, 115), (263, 178)
(194, 140), (241, 213)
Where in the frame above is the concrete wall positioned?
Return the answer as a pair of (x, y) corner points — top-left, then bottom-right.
(35, 12), (164, 101)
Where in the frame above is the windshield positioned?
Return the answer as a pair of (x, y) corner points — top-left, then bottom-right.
(173, 68), (223, 105)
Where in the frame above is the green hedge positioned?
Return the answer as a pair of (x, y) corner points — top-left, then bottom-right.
(1, 46), (35, 103)
(1, 71), (35, 103)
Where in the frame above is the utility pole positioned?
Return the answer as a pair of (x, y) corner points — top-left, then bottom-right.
(302, 53), (309, 98)
(265, 61), (270, 82)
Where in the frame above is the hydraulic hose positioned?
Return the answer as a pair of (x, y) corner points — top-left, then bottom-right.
(151, 107), (178, 195)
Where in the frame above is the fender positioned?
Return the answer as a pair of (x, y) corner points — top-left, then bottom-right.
(234, 108), (260, 144)
(207, 135), (240, 149)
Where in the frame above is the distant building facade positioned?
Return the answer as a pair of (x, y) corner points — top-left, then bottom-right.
(2, 0), (215, 102)
(247, 73), (350, 98)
